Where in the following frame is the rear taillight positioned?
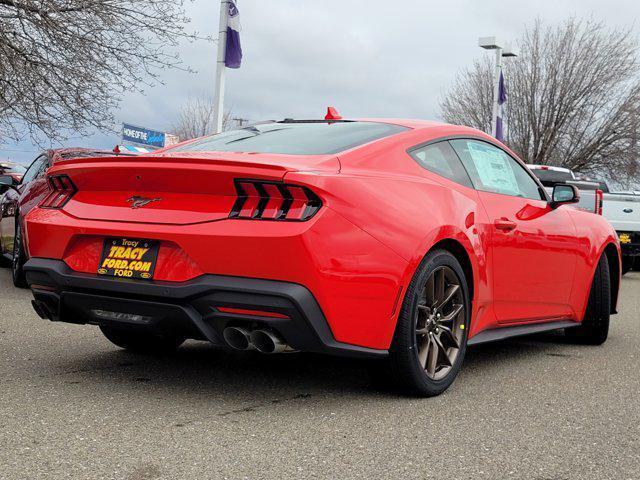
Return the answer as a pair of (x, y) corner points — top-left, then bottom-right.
(230, 180), (322, 221)
(595, 189), (604, 215)
(40, 175), (77, 209)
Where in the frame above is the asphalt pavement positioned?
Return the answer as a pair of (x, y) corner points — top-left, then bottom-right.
(1, 268), (638, 480)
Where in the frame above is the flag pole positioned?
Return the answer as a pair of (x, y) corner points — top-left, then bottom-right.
(213, 0), (230, 134)
(490, 46), (503, 138)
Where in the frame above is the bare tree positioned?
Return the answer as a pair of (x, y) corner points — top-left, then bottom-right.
(441, 19), (640, 183)
(0, 0), (201, 144)
(171, 97), (234, 141)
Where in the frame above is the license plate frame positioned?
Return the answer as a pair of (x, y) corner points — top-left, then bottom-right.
(97, 237), (160, 280)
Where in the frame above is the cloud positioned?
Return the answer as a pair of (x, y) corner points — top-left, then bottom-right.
(1, 0), (638, 163)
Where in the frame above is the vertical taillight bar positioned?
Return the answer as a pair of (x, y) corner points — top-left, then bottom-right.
(230, 180), (322, 221)
(40, 175), (77, 209)
(595, 189), (604, 215)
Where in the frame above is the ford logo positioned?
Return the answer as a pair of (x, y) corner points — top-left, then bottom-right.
(623, 208), (634, 213)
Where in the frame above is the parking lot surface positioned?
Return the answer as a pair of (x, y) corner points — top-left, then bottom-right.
(1, 268), (639, 480)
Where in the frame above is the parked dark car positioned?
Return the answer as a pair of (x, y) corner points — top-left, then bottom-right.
(0, 148), (134, 287)
(0, 161), (26, 187)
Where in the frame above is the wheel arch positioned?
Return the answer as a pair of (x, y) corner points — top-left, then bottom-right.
(16, 213), (29, 261)
(428, 238), (475, 304)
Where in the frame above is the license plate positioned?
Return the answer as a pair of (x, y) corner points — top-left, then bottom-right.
(97, 237), (160, 280)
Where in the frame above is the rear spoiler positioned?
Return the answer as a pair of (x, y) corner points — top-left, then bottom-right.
(51, 150), (138, 165)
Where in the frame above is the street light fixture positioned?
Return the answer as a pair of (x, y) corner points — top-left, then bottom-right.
(479, 36), (518, 138)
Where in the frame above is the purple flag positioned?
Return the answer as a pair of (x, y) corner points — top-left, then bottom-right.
(495, 71), (507, 141)
(224, 0), (242, 69)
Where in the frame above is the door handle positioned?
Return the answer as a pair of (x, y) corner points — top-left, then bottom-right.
(494, 218), (517, 231)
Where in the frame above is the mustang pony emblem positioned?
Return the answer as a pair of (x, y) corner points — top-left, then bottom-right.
(126, 196), (161, 209)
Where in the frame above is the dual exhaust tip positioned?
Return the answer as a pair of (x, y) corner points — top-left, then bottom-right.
(223, 327), (291, 354)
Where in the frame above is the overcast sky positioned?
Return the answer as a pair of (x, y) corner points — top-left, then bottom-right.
(2, 0), (638, 164)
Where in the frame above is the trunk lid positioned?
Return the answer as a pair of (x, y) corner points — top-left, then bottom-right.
(47, 152), (339, 225)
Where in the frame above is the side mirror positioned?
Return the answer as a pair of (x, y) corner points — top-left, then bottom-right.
(0, 175), (18, 194)
(550, 184), (579, 209)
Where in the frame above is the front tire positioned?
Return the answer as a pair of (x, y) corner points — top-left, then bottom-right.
(566, 253), (610, 345)
(12, 223), (27, 288)
(100, 326), (186, 353)
(384, 249), (470, 397)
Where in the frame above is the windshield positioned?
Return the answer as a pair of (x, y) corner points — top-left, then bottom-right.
(167, 121), (408, 155)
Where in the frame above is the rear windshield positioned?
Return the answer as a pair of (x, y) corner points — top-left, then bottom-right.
(529, 168), (574, 186)
(167, 121), (408, 155)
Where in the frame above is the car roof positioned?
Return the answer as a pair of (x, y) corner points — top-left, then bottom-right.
(276, 118), (488, 135)
(353, 118), (441, 128)
(355, 118), (496, 139)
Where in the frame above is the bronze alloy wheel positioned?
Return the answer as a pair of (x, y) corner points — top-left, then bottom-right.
(414, 265), (465, 380)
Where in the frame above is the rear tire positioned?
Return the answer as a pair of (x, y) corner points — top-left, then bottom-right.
(12, 223), (27, 288)
(383, 249), (470, 397)
(100, 326), (186, 353)
(566, 253), (610, 345)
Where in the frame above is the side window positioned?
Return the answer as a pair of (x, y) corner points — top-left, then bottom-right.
(409, 141), (473, 188)
(450, 139), (543, 200)
(21, 155), (48, 184)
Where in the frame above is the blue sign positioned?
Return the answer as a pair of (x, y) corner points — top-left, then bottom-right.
(122, 123), (166, 148)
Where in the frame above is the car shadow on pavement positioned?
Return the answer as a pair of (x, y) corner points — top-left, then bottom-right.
(465, 330), (582, 364)
(44, 329), (584, 400)
(57, 342), (386, 398)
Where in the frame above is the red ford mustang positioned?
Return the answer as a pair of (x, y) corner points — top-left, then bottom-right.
(23, 118), (620, 396)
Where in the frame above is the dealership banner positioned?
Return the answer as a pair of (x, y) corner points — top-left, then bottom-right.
(122, 123), (167, 148)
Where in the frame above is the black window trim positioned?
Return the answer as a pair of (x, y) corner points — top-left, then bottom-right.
(20, 154), (48, 186)
(408, 135), (550, 202)
(406, 139), (474, 189)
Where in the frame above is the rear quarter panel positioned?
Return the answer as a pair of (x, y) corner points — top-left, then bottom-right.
(565, 208), (620, 318)
(286, 127), (497, 338)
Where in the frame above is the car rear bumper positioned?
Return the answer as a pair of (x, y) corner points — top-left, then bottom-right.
(24, 207), (407, 349)
(24, 258), (387, 359)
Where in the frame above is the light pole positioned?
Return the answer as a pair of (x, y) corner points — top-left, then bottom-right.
(213, 0), (231, 135)
(213, 0), (242, 134)
(478, 37), (517, 138)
